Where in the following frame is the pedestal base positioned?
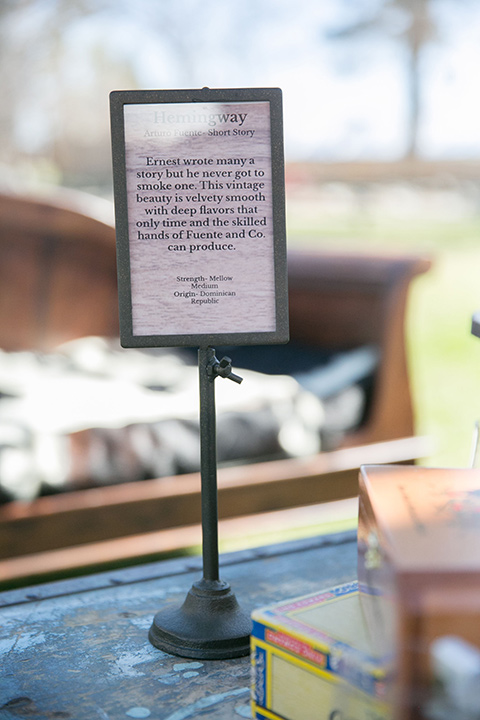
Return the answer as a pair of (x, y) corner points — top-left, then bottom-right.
(148, 578), (252, 659)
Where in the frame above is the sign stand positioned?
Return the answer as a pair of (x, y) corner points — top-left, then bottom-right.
(110, 87), (288, 659)
(148, 347), (252, 659)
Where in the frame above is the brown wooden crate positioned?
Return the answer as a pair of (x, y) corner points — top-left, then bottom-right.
(358, 465), (480, 719)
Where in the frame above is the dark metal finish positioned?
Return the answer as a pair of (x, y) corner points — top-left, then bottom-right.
(110, 86), (289, 658)
(110, 86), (289, 349)
(148, 578), (251, 659)
(200, 348), (243, 580)
(149, 348), (251, 659)
(200, 347), (242, 581)
(200, 347), (219, 581)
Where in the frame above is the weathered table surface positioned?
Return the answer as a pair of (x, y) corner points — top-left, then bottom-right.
(0, 531), (357, 720)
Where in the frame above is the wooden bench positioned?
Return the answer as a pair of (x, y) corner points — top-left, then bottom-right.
(0, 190), (431, 584)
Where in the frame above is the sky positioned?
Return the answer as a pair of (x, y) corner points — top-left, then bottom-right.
(4, 0), (480, 168)
(284, 4), (480, 160)
(108, 0), (480, 162)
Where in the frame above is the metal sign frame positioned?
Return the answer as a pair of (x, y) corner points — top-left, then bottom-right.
(110, 87), (288, 348)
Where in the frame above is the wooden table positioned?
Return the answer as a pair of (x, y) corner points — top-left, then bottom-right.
(0, 531), (357, 720)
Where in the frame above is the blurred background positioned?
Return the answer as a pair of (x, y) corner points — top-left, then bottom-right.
(1, 0), (480, 468)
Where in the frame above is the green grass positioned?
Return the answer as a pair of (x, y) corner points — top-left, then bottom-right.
(286, 195), (480, 468)
(408, 250), (480, 467)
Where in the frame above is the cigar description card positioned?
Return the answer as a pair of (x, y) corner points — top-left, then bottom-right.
(110, 87), (288, 348)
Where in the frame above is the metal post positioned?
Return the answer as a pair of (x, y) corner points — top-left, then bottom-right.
(198, 346), (219, 581)
(148, 347), (251, 658)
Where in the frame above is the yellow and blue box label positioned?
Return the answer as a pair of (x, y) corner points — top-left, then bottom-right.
(251, 581), (392, 720)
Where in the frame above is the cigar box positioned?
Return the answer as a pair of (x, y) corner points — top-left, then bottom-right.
(358, 465), (480, 718)
(251, 581), (392, 720)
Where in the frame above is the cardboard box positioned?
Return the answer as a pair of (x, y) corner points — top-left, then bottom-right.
(358, 465), (480, 718)
(251, 581), (392, 720)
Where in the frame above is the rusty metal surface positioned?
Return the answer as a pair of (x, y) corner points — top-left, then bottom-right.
(0, 532), (356, 720)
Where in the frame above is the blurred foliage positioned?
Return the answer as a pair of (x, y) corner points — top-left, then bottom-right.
(1, 0), (479, 469)
(286, 184), (480, 468)
(1, 0), (479, 191)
